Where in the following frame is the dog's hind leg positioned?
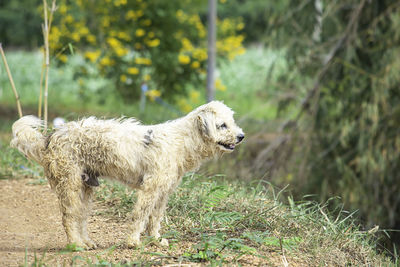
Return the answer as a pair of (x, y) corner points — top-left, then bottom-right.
(55, 171), (95, 250)
(145, 193), (170, 246)
(126, 187), (162, 248)
(79, 184), (97, 249)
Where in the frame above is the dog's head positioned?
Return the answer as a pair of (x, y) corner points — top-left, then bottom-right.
(195, 101), (244, 153)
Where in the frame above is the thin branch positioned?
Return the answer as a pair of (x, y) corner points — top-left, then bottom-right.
(0, 43), (23, 118)
(42, 0), (57, 131)
(38, 50), (45, 119)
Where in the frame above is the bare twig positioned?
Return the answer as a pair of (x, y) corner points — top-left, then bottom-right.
(0, 43), (23, 118)
(38, 50), (45, 119)
(42, 0), (57, 131)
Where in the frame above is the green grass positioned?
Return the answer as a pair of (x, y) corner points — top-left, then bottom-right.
(92, 174), (394, 266)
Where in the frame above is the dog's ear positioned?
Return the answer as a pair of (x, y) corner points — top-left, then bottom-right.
(197, 111), (213, 140)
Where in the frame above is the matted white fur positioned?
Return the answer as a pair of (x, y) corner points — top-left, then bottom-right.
(11, 101), (244, 249)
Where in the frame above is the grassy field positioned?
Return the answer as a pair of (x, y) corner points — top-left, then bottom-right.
(0, 48), (396, 265)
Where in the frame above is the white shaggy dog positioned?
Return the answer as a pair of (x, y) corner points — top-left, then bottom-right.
(11, 101), (244, 249)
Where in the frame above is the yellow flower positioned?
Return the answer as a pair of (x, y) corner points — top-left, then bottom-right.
(114, 0), (127, 6)
(135, 29), (145, 37)
(86, 34), (96, 44)
(177, 98), (192, 113)
(136, 10), (144, 17)
(135, 57), (152, 65)
(236, 22), (245, 31)
(176, 10), (186, 22)
(59, 5), (67, 14)
(215, 78), (227, 91)
(178, 54), (190, 64)
(65, 15), (74, 23)
(118, 31), (131, 41)
(189, 90), (200, 103)
(142, 19), (152, 26)
(127, 67), (139, 75)
(146, 89), (161, 101)
(146, 38), (160, 47)
(144, 74), (151, 81)
(107, 37), (128, 57)
(100, 57), (114, 66)
(84, 50), (101, 63)
(79, 27), (89, 36)
(125, 10), (137, 20)
(71, 32), (80, 42)
(114, 46), (128, 57)
(191, 61), (200, 69)
(107, 37), (120, 48)
(120, 74), (127, 82)
(181, 38), (193, 52)
(58, 54), (68, 63)
(49, 26), (61, 44)
(193, 49), (207, 61)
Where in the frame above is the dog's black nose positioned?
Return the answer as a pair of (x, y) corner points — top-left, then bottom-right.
(237, 133), (245, 143)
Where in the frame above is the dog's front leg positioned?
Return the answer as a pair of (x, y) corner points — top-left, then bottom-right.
(145, 178), (180, 247)
(126, 188), (161, 248)
(146, 193), (169, 246)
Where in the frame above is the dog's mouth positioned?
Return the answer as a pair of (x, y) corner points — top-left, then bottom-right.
(217, 141), (235, 151)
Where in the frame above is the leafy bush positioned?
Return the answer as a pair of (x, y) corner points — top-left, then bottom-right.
(49, 0), (245, 103)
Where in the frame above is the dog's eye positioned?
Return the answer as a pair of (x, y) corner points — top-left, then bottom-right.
(218, 123), (227, 129)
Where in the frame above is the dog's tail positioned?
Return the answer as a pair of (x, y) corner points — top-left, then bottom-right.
(10, 115), (46, 164)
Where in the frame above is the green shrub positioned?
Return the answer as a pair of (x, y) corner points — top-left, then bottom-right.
(49, 0), (245, 103)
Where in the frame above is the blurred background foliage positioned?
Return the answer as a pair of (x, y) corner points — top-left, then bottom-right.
(49, 0), (245, 104)
(1, 0), (400, 255)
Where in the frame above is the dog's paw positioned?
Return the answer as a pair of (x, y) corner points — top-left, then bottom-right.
(159, 238), (169, 247)
(83, 238), (97, 250)
(125, 236), (141, 249)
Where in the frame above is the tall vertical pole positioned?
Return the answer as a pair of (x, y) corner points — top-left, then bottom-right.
(206, 0), (216, 102)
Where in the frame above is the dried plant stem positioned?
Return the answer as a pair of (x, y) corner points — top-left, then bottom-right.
(42, 0), (56, 131)
(38, 51), (45, 119)
(0, 43), (23, 118)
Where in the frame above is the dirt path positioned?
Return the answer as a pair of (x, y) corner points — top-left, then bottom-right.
(0, 178), (292, 266)
(0, 178), (184, 266)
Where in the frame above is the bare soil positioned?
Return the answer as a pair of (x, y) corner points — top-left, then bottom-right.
(0, 178), (297, 266)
